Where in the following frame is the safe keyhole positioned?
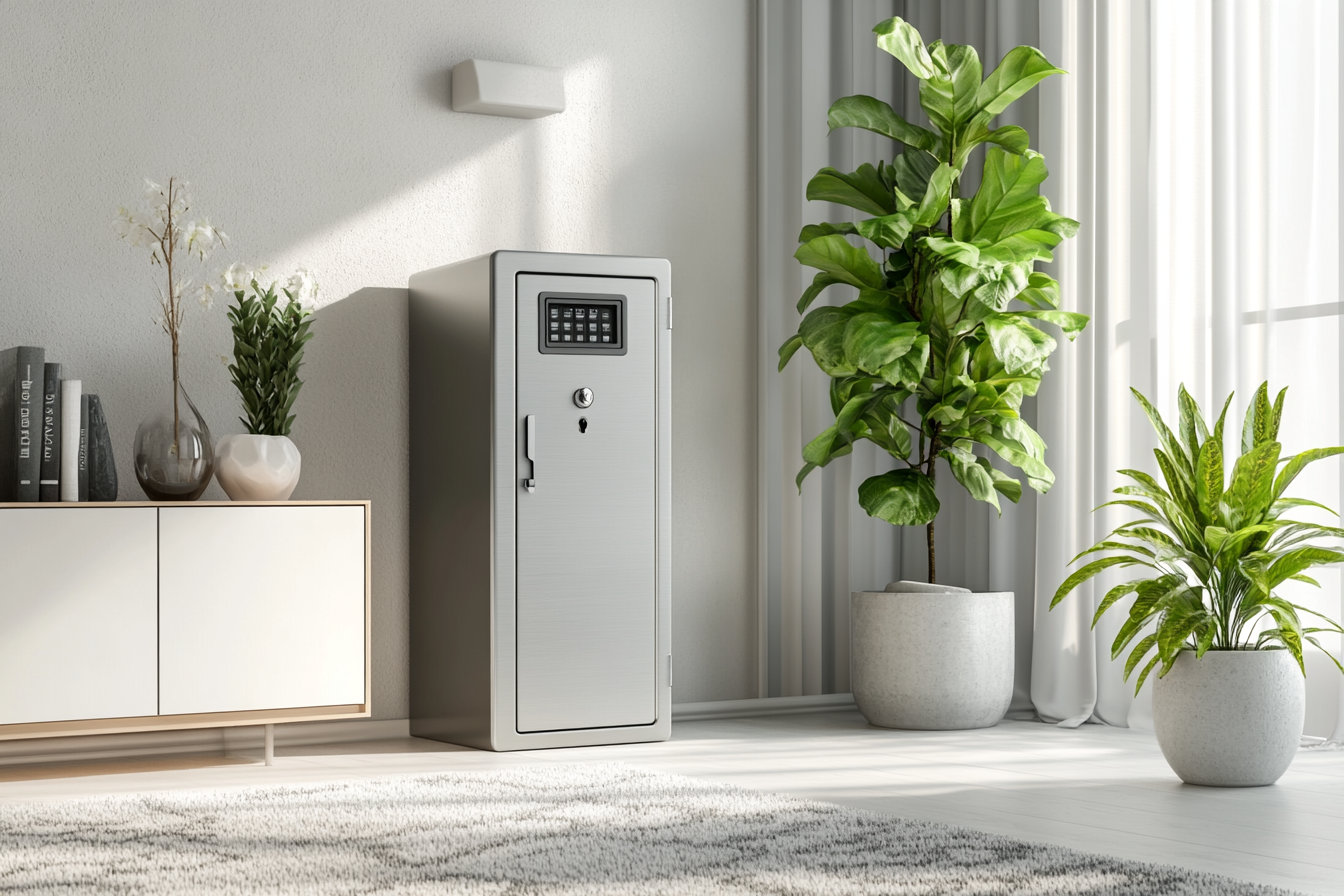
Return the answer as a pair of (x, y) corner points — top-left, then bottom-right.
(579, 417), (588, 433)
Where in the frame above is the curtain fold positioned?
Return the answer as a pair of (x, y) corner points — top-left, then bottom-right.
(759, 0), (1342, 730)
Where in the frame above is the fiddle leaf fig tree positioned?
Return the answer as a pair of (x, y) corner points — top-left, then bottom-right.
(778, 17), (1088, 582)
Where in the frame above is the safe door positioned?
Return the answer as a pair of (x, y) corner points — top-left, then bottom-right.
(514, 273), (658, 733)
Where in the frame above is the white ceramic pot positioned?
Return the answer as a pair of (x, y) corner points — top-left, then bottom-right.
(214, 434), (302, 501)
(850, 589), (1014, 730)
(1152, 649), (1304, 787)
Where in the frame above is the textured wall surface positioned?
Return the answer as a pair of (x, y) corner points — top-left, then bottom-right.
(0, 0), (758, 715)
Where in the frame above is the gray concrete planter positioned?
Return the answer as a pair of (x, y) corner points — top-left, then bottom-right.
(1152, 649), (1304, 787)
(850, 589), (1014, 730)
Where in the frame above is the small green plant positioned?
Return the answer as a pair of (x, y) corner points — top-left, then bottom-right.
(223, 265), (316, 437)
(777, 16), (1088, 582)
(1051, 383), (1344, 692)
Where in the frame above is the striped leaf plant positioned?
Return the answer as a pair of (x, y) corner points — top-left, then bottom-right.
(777, 16), (1088, 582)
(1051, 383), (1344, 691)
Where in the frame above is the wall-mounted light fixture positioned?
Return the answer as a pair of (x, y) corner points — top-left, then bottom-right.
(451, 59), (565, 119)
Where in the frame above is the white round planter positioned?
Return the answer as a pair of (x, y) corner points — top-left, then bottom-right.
(1152, 649), (1304, 787)
(214, 434), (302, 501)
(850, 589), (1014, 730)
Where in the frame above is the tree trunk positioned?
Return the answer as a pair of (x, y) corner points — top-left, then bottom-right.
(926, 449), (937, 583)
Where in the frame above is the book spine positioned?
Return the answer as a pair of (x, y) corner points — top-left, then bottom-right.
(60, 379), (81, 501)
(78, 394), (89, 502)
(0, 348), (15, 502)
(39, 362), (61, 501)
(15, 346), (44, 502)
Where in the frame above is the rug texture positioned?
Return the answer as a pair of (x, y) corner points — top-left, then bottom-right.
(0, 763), (1300, 895)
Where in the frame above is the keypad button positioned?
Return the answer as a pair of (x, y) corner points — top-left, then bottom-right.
(601, 335), (611, 343)
(601, 323), (611, 332)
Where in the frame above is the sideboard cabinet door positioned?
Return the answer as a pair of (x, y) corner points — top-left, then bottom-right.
(0, 507), (159, 725)
(158, 505), (366, 715)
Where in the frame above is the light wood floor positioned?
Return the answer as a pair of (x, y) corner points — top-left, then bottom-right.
(0, 712), (1338, 895)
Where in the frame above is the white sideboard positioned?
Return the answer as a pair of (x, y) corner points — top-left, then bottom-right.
(0, 501), (370, 740)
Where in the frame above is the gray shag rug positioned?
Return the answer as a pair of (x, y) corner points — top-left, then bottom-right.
(0, 763), (1301, 895)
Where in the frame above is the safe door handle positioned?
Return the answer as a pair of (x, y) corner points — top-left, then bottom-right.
(523, 415), (537, 492)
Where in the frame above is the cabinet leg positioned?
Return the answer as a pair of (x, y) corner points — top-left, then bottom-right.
(264, 724), (274, 766)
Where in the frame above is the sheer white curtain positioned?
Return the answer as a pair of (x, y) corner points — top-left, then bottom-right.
(759, 0), (1343, 732)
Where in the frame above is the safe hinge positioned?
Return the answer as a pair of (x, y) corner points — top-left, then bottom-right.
(667, 295), (673, 330)
(666, 654), (673, 688)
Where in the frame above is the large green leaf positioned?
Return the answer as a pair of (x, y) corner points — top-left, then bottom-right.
(858, 468), (940, 525)
(777, 334), (803, 371)
(806, 164), (895, 217)
(976, 229), (1065, 265)
(842, 315), (923, 373)
(1004, 310), (1088, 341)
(795, 271), (842, 314)
(944, 442), (1000, 512)
(802, 424), (843, 465)
(798, 222), (859, 244)
(972, 264), (1032, 311)
(1194, 434), (1224, 529)
(797, 305), (858, 376)
(794, 235), (886, 289)
(970, 45), (1064, 127)
(1176, 385), (1208, 458)
(877, 336), (930, 390)
(919, 42), (982, 138)
(1131, 389), (1192, 479)
(856, 210), (917, 250)
(827, 95), (940, 153)
(982, 124), (1030, 154)
(1223, 440), (1282, 527)
(913, 163), (957, 228)
(1273, 446), (1344, 501)
(1050, 556), (1142, 609)
(980, 428), (1054, 493)
(873, 16), (941, 80)
(1260, 547), (1344, 592)
(1240, 382), (1278, 454)
(891, 149), (941, 205)
(922, 236), (980, 267)
(959, 148), (1047, 242)
(1016, 272), (1060, 309)
(984, 314), (1056, 375)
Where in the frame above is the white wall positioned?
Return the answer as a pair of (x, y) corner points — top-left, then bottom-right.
(0, 0), (759, 715)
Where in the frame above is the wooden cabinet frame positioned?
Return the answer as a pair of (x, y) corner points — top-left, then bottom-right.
(0, 500), (371, 741)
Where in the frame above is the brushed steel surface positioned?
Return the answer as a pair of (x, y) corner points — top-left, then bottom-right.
(0, 508), (158, 725)
(408, 254), (497, 748)
(515, 273), (657, 732)
(410, 250), (670, 751)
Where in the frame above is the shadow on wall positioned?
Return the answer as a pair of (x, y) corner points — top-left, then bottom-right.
(290, 287), (410, 720)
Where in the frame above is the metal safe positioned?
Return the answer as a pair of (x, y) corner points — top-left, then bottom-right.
(408, 251), (672, 751)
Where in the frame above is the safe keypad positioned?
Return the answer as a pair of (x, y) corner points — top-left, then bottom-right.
(547, 304), (617, 345)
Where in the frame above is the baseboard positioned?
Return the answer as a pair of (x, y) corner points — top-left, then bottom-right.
(0, 717), (411, 767)
(0, 700), (857, 768)
(671, 693), (857, 722)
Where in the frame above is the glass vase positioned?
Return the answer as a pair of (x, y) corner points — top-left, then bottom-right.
(133, 381), (214, 501)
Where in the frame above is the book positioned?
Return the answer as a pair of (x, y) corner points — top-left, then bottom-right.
(78, 394), (89, 502)
(0, 346), (45, 502)
(40, 362), (61, 501)
(86, 394), (117, 501)
(60, 379), (81, 501)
